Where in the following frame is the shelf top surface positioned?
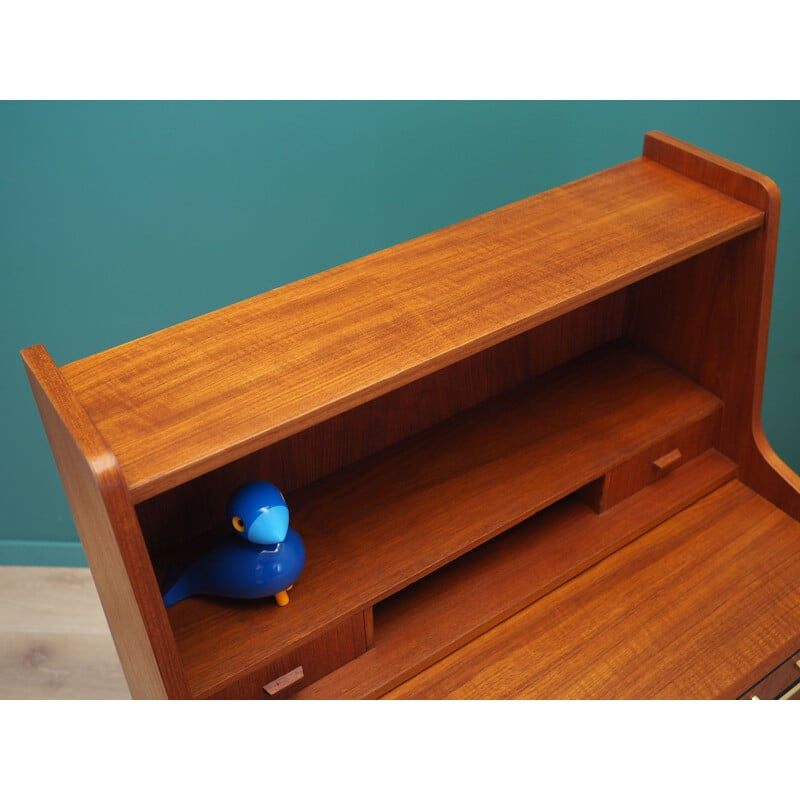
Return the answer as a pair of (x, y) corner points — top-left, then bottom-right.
(59, 156), (763, 500)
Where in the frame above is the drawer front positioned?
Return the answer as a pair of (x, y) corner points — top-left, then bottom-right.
(581, 411), (721, 513)
(210, 610), (372, 699)
(740, 650), (800, 700)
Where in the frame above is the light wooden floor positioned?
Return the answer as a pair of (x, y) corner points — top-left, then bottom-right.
(0, 566), (131, 699)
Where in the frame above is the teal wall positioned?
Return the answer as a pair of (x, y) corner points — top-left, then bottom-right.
(2, 101), (799, 567)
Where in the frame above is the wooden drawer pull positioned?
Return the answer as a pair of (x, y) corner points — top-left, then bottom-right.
(264, 665), (305, 696)
(653, 449), (682, 476)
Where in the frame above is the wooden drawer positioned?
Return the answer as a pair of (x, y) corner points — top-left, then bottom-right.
(740, 649), (800, 700)
(581, 412), (721, 512)
(209, 610), (372, 699)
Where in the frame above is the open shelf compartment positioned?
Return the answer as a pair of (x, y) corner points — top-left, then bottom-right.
(163, 341), (723, 698)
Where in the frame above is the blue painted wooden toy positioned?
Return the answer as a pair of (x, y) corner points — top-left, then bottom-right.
(161, 481), (306, 608)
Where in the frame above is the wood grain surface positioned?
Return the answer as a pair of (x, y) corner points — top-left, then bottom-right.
(383, 480), (800, 699)
(641, 131), (800, 520)
(296, 450), (736, 699)
(136, 291), (628, 559)
(56, 156), (762, 502)
(21, 346), (189, 698)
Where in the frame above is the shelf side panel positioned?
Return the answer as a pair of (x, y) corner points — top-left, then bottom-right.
(20, 345), (189, 699)
(641, 131), (800, 520)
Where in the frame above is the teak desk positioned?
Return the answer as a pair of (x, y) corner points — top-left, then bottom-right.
(21, 132), (800, 699)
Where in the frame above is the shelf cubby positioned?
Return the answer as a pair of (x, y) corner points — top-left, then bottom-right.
(165, 342), (722, 697)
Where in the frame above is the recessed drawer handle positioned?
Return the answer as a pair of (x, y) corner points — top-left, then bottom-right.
(653, 449), (682, 476)
(263, 665), (305, 696)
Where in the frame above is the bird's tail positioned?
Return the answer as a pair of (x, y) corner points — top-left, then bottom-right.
(161, 566), (191, 608)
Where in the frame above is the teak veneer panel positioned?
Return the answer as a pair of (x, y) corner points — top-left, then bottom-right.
(166, 344), (721, 697)
(384, 480), (800, 699)
(59, 157), (762, 502)
(20, 346), (189, 699)
(639, 132), (800, 520)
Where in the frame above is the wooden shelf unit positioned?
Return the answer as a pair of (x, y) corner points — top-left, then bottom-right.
(21, 131), (800, 699)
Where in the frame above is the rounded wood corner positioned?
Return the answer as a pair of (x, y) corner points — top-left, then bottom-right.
(643, 130), (781, 217)
(22, 342), (119, 474)
(748, 415), (800, 520)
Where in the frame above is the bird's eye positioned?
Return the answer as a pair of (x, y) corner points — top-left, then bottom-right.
(232, 516), (246, 532)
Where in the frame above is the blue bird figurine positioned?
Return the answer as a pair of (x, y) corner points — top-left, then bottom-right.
(161, 481), (306, 608)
